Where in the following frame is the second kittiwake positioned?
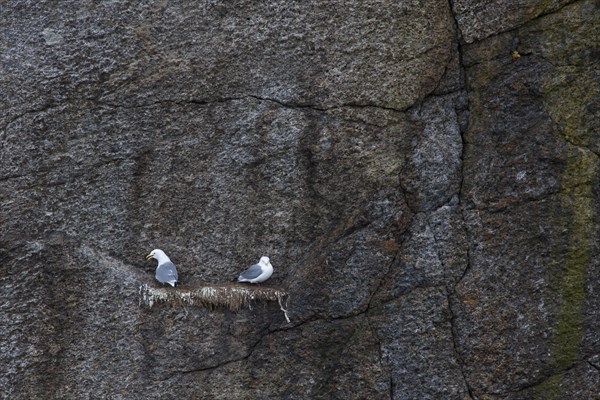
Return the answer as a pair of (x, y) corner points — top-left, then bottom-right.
(238, 256), (273, 283)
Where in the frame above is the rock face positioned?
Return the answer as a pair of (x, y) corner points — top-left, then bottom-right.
(1, 0), (598, 399)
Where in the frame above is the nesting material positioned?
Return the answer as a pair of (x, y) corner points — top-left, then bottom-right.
(139, 283), (290, 322)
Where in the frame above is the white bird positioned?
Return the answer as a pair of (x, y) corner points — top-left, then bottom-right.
(146, 249), (179, 287)
(238, 256), (273, 283)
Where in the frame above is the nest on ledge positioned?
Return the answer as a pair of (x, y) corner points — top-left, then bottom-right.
(139, 283), (290, 323)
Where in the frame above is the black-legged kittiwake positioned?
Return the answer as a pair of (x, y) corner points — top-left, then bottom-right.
(146, 249), (179, 287)
(238, 256), (273, 283)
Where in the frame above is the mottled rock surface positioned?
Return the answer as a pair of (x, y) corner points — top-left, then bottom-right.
(1, 0), (598, 399)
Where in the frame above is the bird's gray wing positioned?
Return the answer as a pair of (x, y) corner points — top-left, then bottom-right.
(239, 263), (263, 280)
(157, 262), (178, 282)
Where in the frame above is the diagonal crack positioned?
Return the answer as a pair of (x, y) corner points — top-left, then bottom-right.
(554, 125), (600, 160)
(161, 323), (271, 380)
(495, 360), (586, 396)
(454, 0), (582, 45)
(1, 103), (61, 134)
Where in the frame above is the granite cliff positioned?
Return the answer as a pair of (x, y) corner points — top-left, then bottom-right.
(1, 0), (598, 398)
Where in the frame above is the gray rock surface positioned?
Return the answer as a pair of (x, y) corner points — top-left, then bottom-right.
(451, 0), (575, 43)
(455, 1), (600, 398)
(1, 0), (598, 399)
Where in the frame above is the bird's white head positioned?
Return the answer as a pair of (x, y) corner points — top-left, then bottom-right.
(146, 249), (170, 263)
(259, 256), (270, 265)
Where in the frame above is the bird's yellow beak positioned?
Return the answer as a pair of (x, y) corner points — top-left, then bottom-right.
(146, 253), (153, 260)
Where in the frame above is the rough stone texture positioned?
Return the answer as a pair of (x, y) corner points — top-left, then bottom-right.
(456, 0), (600, 398)
(370, 287), (471, 399)
(451, 0), (575, 43)
(1, 0), (598, 399)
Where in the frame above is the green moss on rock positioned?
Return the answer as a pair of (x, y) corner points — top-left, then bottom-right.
(533, 373), (562, 400)
(539, 119), (597, 400)
(537, 6), (599, 390)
